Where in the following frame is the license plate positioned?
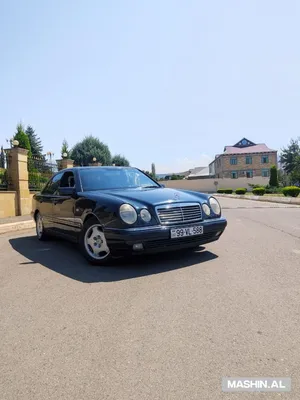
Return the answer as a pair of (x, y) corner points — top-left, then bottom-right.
(170, 225), (203, 239)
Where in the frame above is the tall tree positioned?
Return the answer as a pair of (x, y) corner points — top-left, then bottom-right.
(151, 162), (156, 178)
(0, 146), (5, 168)
(61, 139), (70, 158)
(269, 165), (279, 187)
(70, 135), (112, 166)
(25, 125), (43, 156)
(280, 138), (300, 174)
(112, 154), (130, 166)
(13, 123), (31, 156)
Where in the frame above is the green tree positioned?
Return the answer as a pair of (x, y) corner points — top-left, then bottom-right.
(289, 155), (300, 185)
(25, 125), (43, 156)
(151, 162), (156, 178)
(112, 154), (130, 166)
(13, 123), (31, 156)
(269, 165), (279, 187)
(61, 139), (70, 158)
(70, 135), (112, 166)
(280, 138), (300, 174)
(0, 146), (5, 168)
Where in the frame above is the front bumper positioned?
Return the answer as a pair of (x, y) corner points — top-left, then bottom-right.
(105, 217), (227, 256)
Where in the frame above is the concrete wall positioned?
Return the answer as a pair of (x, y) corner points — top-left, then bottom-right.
(161, 177), (270, 192)
(0, 191), (17, 218)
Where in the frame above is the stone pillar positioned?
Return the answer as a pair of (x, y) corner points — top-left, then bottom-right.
(56, 158), (74, 171)
(6, 147), (31, 216)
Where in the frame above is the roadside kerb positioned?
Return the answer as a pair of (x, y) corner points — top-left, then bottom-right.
(0, 219), (35, 235)
(216, 193), (300, 206)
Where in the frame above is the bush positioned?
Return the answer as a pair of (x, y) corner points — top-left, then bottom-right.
(235, 188), (247, 195)
(282, 186), (300, 197)
(217, 188), (233, 194)
(265, 186), (283, 194)
(248, 183), (262, 189)
(252, 187), (266, 196)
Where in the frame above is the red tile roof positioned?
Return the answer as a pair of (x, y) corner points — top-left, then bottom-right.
(224, 144), (276, 154)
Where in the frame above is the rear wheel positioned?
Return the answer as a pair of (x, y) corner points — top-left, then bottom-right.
(35, 212), (48, 241)
(80, 217), (112, 265)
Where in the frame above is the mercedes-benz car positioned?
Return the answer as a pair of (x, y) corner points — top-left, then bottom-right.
(32, 167), (227, 265)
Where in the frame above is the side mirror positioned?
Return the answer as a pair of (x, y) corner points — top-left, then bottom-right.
(160, 184), (165, 188)
(58, 187), (76, 197)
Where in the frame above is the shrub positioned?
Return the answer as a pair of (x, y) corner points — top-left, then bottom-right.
(265, 186), (283, 194)
(282, 186), (300, 197)
(217, 188), (233, 194)
(248, 183), (262, 189)
(235, 188), (247, 195)
(252, 187), (266, 196)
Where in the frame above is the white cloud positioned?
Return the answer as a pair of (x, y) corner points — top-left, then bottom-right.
(154, 154), (213, 174)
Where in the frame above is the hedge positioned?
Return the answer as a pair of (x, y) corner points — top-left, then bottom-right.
(235, 188), (247, 195)
(252, 187), (266, 196)
(217, 188), (233, 194)
(282, 186), (300, 197)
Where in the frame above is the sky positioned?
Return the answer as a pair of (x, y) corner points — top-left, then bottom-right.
(1, 0), (300, 173)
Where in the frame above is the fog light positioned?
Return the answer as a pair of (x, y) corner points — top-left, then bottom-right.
(133, 243), (144, 251)
(215, 231), (222, 236)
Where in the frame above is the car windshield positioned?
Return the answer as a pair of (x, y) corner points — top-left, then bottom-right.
(79, 168), (160, 191)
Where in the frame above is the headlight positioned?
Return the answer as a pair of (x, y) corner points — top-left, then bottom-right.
(202, 203), (211, 216)
(119, 204), (137, 224)
(209, 197), (221, 215)
(140, 209), (151, 222)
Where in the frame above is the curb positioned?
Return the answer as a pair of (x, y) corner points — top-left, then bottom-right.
(215, 193), (300, 206)
(0, 220), (35, 235)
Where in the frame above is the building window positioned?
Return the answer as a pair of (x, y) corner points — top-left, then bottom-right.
(246, 170), (253, 178)
(261, 155), (269, 164)
(231, 171), (238, 179)
(262, 169), (269, 177)
(230, 157), (237, 165)
(245, 156), (252, 164)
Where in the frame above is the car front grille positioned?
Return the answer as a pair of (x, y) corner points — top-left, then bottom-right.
(156, 203), (202, 225)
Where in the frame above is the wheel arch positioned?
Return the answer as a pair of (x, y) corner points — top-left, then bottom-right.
(83, 212), (102, 225)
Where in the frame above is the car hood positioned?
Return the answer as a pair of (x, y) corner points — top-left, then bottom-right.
(83, 187), (209, 207)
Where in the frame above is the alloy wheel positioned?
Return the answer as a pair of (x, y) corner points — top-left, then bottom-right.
(84, 224), (110, 260)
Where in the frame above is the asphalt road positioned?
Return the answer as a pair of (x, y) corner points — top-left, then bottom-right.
(1, 197), (300, 400)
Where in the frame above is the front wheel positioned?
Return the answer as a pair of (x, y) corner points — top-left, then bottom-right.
(79, 218), (112, 265)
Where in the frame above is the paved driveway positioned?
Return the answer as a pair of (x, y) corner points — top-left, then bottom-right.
(0, 197), (300, 399)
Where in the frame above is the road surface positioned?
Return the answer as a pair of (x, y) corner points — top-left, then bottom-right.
(0, 197), (300, 399)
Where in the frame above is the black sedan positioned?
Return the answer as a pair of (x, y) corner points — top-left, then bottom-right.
(32, 167), (227, 265)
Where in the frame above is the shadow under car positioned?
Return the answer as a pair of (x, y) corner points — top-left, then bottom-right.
(9, 235), (219, 283)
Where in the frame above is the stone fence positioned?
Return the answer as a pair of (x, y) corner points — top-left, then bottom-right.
(0, 147), (73, 218)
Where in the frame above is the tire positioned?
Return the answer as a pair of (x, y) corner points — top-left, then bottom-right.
(79, 217), (112, 265)
(35, 212), (49, 241)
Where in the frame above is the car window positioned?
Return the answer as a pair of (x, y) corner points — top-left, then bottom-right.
(79, 168), (159, 191)
(42, 172), (64, 195)
(60, 172), (75, 188)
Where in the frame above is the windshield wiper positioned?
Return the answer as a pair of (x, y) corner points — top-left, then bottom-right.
(143, 185), (159, 188)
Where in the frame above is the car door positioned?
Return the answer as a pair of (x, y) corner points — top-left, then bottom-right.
(37, 172), (64, 230)
(52, 171), (77, 239)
